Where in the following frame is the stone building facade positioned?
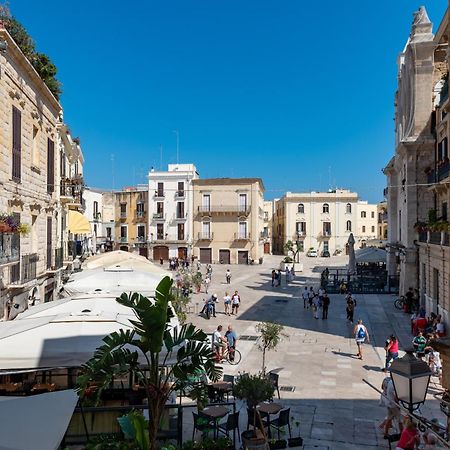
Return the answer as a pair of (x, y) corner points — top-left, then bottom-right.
(0, 25), (62, 318)
(148, 164), (198, 261)
(385, 6), (450, 326)
(192, 178), (265, 264)
(272, 190), (377, 256)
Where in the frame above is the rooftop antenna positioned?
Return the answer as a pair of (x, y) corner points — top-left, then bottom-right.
(111, 154), (115, 191)
(172, 130), (179, 164)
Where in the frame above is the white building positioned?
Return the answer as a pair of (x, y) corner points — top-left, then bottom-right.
(82, 188), (105, 253)
(272, 190), (378, 256)
(147, 164), (199, 260)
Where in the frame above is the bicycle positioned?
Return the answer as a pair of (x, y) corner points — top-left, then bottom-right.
(214, 344), (242, 365)
(394, 295), (406, 310)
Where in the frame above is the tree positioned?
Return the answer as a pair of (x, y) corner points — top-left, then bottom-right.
(77, 276), (222, 450)
(284, 239), (301, 269)
(255, 322), (287, 374)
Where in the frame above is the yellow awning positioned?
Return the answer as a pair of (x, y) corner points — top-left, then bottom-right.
(68, 210), (91, 234)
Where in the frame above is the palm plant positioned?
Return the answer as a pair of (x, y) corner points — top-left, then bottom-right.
(77, 276), (222, 450)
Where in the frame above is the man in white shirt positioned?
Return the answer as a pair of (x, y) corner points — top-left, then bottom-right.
(213, 325), (227, 359)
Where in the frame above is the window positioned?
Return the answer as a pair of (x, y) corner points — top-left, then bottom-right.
(106, 227), (112, 239)
(298, 203), (305, 214)
(157, 202), (164, 215)
(46, 217), (52, 269)
(157, 223), (164, 239)
(239, 194), (248, 212)
(202, 194), (211, 212)
(178, 223), (185, 240)
(346, 203), (351, 214)
(296, 222), (306, 235)
(384, 229), (388, 239)
(239, 221), (248, 239)
(361, 211), (366, 218)
(438, 137), (448, 161)
(433, 268), (439, 306)
(371, 211), (375, 219)
(32, 125), (39, 167)
(47, 139), (55, 194)
(156, 182), (164, 197)
(442, 202), (448, 221)
(120, 226), (127, 238)
(137, 225), (145, 239)
(322, 203), (329, 213)
(93, 224), (97, 235)
(177, 202), (185, 219)
(371, 226), (375, 233)
(362, 226), (366, 233)
(120, 203), (127, 218)
(31, 215), (38, 253)
(136, 202), (145, 217)
(12, 106), (21, 182)
(93, 201), (99, 219)
(202, 221), (211, 238)
(323, 222), (331, 236)
(177, 181), (184, 196)
(346, 220), (352, 232)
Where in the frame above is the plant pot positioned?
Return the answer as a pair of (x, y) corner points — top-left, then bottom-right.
(0, 223), (11, 233)
(242, 430), (268, 450)
(269, 440), (287, 450)
(288, 437), (303, 447)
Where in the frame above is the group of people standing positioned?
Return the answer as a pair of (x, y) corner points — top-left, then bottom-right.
(301, 286), (330, 320)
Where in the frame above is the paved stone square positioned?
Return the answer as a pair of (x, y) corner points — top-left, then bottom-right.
(185, 255), (445, 449)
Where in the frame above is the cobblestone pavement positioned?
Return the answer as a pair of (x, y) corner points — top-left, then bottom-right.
(184, 255), (446, 449)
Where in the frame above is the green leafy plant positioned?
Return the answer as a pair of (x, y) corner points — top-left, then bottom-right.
(283, 241), (300, 268)
(77, 276), (222, 450)
(117, 410), (149, 450)
(255, 322), (287, 374)
(187, 381), (208, 411)
(282, 256), (293, 263)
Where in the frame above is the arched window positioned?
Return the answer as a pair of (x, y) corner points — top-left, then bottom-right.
(322, 203), (329, 213)
(298, 203), (304, 214)
(346, 220), (352, 232)
(361, 211), (366, 218)
(346, 203), (351, 214)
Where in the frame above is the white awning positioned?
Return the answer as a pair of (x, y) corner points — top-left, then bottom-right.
(0, 390), (78, 450)
(355, 247), (387, 264)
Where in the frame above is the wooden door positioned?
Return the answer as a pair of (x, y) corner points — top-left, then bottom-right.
(238, 250), (248, 264)
(153, 246), (169, 261)
(199, 248), (212, 264)
(219, 249), (230, 264)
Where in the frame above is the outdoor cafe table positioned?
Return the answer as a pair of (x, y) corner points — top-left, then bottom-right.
(257, 402), (282, 438)
(201, 405), (229, 439)
(209, 381), (232, 402)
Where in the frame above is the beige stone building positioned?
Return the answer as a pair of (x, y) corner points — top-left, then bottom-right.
(384, 6), (450, 326)
(0, 25), (62, 317)
(192, 178), (265, 264)
(272, 190), (377, 257)
(377, 201), (388, 240)
(262, 200), (275, 254)
(113, 186), (148, 257)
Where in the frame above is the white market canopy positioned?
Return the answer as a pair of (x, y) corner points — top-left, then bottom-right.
(355, 247), (387, 264)
(0, 296), (179, 371)
(0, 390), (78, 450)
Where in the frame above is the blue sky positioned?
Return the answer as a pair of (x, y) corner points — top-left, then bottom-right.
(10, 1), (448, 202)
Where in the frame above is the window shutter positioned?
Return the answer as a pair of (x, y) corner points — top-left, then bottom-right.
(46, 217), (52, 269)
(12, 106), (21, 182)
(47, 138), (55, 193)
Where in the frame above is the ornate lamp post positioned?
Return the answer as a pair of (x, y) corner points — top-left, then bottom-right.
(389, 349), (432, 413)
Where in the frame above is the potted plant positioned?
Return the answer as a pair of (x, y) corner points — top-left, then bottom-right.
(287, 416), (302, 447)
(233, 372), (275, 449)
(255, 322), (288, 374)
(269, 437), (287, 449)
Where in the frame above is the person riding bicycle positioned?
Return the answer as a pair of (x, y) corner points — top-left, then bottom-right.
(213, 325), (227, 359)
(225, 325), (238, 361)
(200, 294), (217, 317)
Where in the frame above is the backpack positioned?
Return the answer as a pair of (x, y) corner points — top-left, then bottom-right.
(357, 326), (366, 339)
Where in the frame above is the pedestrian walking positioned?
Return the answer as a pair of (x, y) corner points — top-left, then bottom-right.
(308, 286), (315, 309)
(226, 269), (231, 285)
(271, 270), (276, 287)
(231, 290), (240, 315)
(383, 335), (399, 371)
(302, 287), (309, 309)
(312, 295), (320, 319)
(353, 319), (369, 360)
(346, 295), (355, 323)
(204, 276), (210, 294)
(379, 376), (403, 439)
(322, 292), (330, 319)
(225, 325), (238, 361)
(223, 292), (231, 315)
(276, 270), (281, 287)
(285, 267), (290, 284)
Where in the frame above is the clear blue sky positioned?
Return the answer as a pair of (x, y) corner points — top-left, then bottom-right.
(10, 0), (448, 202)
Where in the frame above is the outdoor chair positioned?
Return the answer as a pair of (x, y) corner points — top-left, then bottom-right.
(218, 411), (240, 442)
(223, 374), (235, 385)
(269, 408), (292, 439)
(246, 407), (268, 431)
(268, 372), (281, 399)
(207, 384), (220, 403)
(192, 412), (214, 440)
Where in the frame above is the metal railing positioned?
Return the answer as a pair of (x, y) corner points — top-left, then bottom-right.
(55, 247), (63, 269)
(154, 190), (165, 198)
(175, 212), (187, 220)
(60, 183), (83, 203)
(150, 235), (186, 242)
(429, 232), (442, 245)
(197, 232), (213, 240)
(21, 253), (38, 283)
(136, 210), (146, 218)
(175, 190), (185, 198)
(119, 236), (128, 243)
(427, 162), (450, 184)
(135, 236), (146, 243)
(198, 205), (251, 214)
(152, 212), (165, 220)
(0, 232), (20, 265)
(234, 232), (251, 240)
(293, 232), (306, 239)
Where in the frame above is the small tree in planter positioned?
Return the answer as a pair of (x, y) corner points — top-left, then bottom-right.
(233, 373), (275, 448)
(283, 241), (300, 270)
(287, 416), (302, 447)
(255, 322), (287, 374)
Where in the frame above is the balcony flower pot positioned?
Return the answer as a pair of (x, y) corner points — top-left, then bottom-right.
(269, 439), (287, 450)
(0, 223), (11, 233)
(288, 437), (303, 447)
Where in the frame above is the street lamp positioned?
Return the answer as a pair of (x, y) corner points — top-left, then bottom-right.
(389, 349), (432, 413)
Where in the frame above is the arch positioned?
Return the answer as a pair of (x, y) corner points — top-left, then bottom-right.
(322, 203), (329, 214)
(346, 203), (351, 214)
(346, 220), (352, 232)
(297, 203), (304, 214)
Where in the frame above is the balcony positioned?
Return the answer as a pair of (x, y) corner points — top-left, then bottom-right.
(152, 213), (166, 221)
(174, 212), (187, 221)
(149, 234), (187, 243)
(0, 232), (20, 265)
(175, 190), (185, 198)
(135, 236), (146, 243)
(136, 210), (146, 219)
(234, 232), (251, 241)
(197, 232), (213, 240)
(120, 211), (127, 219)
(293, 232), (306, 240)
(197, 205), (251, 216)
(8, 253), (38, 287)
(60, 182), (83, 205)
(154, 190), (165, 198)
(119, 236), (128, 243)
(418, 231), (450, 247)
(427, 161), (450, 184)
(318, 230), (332, 239)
